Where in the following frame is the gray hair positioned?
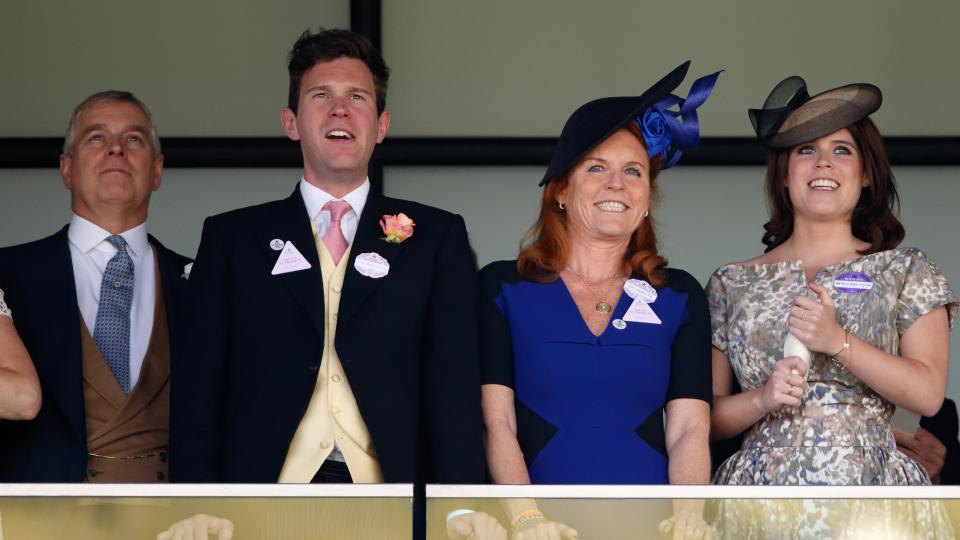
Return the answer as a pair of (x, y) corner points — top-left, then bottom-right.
(62, 90), (161, 156)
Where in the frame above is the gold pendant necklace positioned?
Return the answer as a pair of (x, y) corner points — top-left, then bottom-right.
(567, 268), (621, 313)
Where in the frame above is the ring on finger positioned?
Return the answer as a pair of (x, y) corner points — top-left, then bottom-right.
(799, 310), (805, 321)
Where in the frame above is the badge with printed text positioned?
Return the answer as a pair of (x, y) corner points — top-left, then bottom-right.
(354, 252), (390, 279)
(622, 297), (662, 325)
(624, 278), (658, 303)
(271, 241), (312, 275)
(834, 271), (873, 294)
(270, 238), (285, 251)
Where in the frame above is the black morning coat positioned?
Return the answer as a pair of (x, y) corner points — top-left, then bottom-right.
(170, 186), (486, 484)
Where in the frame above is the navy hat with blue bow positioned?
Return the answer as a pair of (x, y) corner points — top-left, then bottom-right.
(539, 61), (721, 186)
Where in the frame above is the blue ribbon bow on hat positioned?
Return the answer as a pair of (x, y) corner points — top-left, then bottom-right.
(638, 70), (721, 169)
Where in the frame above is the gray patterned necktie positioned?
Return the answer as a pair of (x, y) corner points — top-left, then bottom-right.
(93, 235), (134, 394)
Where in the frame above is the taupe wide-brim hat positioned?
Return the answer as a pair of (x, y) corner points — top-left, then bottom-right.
(749, 76), (882, 148)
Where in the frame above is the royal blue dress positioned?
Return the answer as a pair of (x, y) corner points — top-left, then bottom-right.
(480, 261), (711, 484)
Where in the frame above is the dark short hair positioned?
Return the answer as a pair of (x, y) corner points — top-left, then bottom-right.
(63, 90), (160, 156)
(287, 28), (390, 115)
(761, 117), (904, 254)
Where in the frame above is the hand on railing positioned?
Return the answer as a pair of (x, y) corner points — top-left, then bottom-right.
(157, 513), (234, 540)
(447, 511), (508, 540)
(659, 508), (713, 540)
(510, 519), (578, 540)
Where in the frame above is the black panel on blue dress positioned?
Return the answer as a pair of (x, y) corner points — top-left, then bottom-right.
(634, 406), (668, 458)
(515, 398), (560, 469)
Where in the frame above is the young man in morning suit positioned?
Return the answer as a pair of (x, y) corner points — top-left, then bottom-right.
(171, 29), (485, 485)
(0, 91), (191, 482)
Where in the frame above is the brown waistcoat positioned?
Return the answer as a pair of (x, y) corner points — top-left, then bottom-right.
(81, 272), (170, 483)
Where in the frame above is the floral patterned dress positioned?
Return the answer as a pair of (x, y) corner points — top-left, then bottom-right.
(708, 247), (958, 538)
(0, 288), (11, 318)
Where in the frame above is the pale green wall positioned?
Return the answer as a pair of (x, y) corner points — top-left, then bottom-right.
(384, 0), (960, 136)
(2, 1), (959, 136)
(0, 0), (349, 137)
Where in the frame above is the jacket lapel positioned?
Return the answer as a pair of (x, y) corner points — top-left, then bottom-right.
(28, 227), (86, 440)
(150, 235), (183, 358)
(337, 192), (407, 329)
(254, 188), (326, 337)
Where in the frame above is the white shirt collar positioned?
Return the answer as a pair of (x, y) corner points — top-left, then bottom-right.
(299, 177), (370, 222)
(67, 214), (150, 260)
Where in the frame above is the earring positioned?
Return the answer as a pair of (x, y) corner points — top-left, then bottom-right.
(558, 202), (565, 211)
(643, 209), (649, 217)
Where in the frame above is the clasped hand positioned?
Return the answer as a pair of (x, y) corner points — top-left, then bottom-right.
(787, 283), (844, 354)
(759, 283), (845, 413)
(757, 356), (808, 411)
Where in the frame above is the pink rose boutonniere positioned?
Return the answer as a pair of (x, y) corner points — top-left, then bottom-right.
(380, 213), (415, 243)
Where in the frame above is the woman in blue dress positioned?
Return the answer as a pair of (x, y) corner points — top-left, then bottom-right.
(477, 62), (718, 540)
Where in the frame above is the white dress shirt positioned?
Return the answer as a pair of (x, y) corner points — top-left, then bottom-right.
(68, 214), (156, 389)
(299, 177), (370, 245)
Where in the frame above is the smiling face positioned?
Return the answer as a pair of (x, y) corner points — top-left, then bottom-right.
(60, 100), (163, 226)
(784, 128), (868, 222)
(557, 128), (652, 245)
(281, 57), (390, 192)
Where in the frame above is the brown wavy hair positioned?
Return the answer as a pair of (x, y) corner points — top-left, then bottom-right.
(287, 28), (390, 115)
(517, 123), (668, 286)
(761, 117), (905, 254)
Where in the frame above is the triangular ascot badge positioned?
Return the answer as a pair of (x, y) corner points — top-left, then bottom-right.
(271, 241), (312, 275)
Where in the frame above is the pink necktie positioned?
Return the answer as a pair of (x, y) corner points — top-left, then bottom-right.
(321, 199), (352, 264)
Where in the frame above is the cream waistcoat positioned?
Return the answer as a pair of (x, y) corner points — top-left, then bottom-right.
(278, 228), (382, 483)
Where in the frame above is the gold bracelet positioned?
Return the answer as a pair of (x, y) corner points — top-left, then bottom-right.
(511, 509), (546, 529)
(832, 330), (851, 369)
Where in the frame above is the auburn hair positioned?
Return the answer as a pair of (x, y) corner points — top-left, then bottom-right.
(761, 117), (904, 253)
(517, 122), (668, 286)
